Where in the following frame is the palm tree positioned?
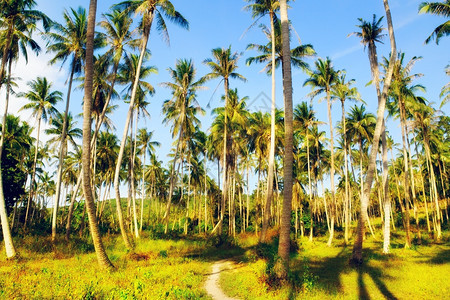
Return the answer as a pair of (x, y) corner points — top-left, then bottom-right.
(0, 0), (50, 259)
(275, 0), (294, 280)
(161, 59), (205, 233)
(246, 11), (315, 242)
(45, 111), (82, 153)
(111, 0), (188, 244)
(245, 0), (279, 243)
(294, 102), (320, 241)
(45, 6), (102, 242)
(331, 72), (360, 244)
(351, 0), (397, 264)
(350, 13), (393, 255)
(346, 105), (376, 205)
(18, 77), (62, 229)
(418, 1), (450, 44)
(81, 0), (114, 269)
(0, 0), (50, 91)
(304, 57), (338, 246)
(137, 129), (160, 232)
(203, 46), (246, 235)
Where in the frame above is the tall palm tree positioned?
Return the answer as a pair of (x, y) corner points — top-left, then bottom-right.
(112, 0), (188, 245)
(0, 0), (50, 259)
(45, 6), (103, 242)
(275, 0), (294, 280)
(161, 59), (205, 233)
(246, 14), (315, 242)
(304, 57), (338, 246)
(294, 102), (321, 241)
(45, 111), (82, 154)
(203, 46), (246, 234)
(18, 77), (62, 229)
(245, 0), (279, 243)
(346, 105), (376, 204)
(351, 0), (397, 264)
(350, 13), (393, 254)
(418, 1), (450, 44)
(81, 0), (114, 269)
(331, 72), (360, 244)
(137, 129), (160, 232)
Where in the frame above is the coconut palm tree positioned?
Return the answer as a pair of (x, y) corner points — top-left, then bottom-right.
(0, 0), (51, 258)
(304, 57), (338, 246)
(161, 59), (205, 233)
(18, 77), (62, 229)
(331, 72), (360, 243)
(351, 0), (397, 264)
(81, 0), (114, 269)
(137, 129), (160, 231)
(275, 0), (294, 280)
(294, 102), (322, 241)
(246, 13), (315, 242)
(203, 46), (246, 235)
(111, 0), (188, 244)
(45, 6), (104, 242)
(418, 1), (450, 44)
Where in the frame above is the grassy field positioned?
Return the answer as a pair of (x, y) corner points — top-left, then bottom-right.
(0, 230), (449, 299)
(220, 232), (450, 299)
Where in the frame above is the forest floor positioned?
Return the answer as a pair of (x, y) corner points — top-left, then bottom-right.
(0, 229), (449, 299)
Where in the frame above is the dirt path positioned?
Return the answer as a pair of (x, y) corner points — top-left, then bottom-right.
(205, 260), (239, 300)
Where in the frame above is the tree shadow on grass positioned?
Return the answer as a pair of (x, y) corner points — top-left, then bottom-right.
(292, 246), (399, 299)
(427, 247), (450, 265)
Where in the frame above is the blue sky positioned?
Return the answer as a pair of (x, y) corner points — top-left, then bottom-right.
(4, 0), (449, 189)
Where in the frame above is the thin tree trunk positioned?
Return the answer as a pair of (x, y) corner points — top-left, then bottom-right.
(341, 100), (350, 244)
(351, 0), (396, 264)
(261, 11), (277, 244)
(0, 57), (16, 258)
(326, 92), (336, 247)
(219, 78), (230, 235)
(52, 59), (77, 242)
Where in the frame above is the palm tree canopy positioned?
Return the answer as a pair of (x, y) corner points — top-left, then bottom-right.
(349, 14), (386, 48)
(303, 57), (338, 101)
(419, 1), (450, 44)
(18, 77), (62, 122)
(114, 0), (189, 45)
(246, 19), (315, 74)
(203, 46), (247, 84)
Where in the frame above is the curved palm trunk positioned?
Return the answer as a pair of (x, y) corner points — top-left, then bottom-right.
(140, 146), (147, 233)
(82, 0), (114, 269)
(306, 130), (314, 242)
(131, 111), (139, 238)
(351, 0), (397, 264)
(261, 11), (277, 244)
(163, 127), (184, 233)
(341, 100), (350, 244)
(276, 0), (294, 280)
(0, 57), (16, 258)
(24, 116), (42, 229)
(399, 101), (412, 248)
(52, 59), (77, 242)
(326, 92), (336, 247)
(113, 14), (154, 249)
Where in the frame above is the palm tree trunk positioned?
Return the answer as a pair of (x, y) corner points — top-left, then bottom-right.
(351, 0), (397, 264)
(25, 116), (42, 229)
(341, 100), (350, 244)
(326, 92), (336, 247)
(424, 136), (441, 239)
(131, 111), (139, 238)
(140, 147), (146, 233)
(0, 56), (16, 258)
(381, 121), (391, 253)
(82, 0), (114, 269)
(399, 102), (412, 248)
(276, 0), (294, 280)
(261, 11), (277, 244)
(113, 10), (155, 249)
(52, 59), (77, 242)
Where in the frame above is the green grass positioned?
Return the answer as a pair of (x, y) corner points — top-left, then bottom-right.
(1, 230), (449, 299)
(220, 232), (450, 299)
(0, 233), (212, 299)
